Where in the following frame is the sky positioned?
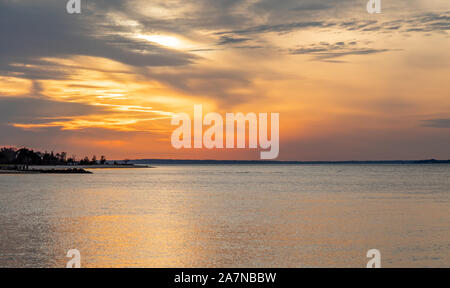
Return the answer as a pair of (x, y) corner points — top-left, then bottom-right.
(0, 0), (449, 160)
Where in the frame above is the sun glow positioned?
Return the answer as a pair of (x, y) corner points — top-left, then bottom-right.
(136, 34), (181, 48)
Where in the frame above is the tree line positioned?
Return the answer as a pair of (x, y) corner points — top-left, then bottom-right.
(0, 147), (107, 165)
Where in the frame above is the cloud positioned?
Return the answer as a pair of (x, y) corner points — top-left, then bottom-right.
(217, 36), (251, 45)
(0, 95), (106, 125)
(0, 92), (174, 133)
(216, 21), (326, 36)
(142, 66), (260, 106)
(338, 12), (450, 33)
(289, 41), (391, 61)
(423, 118), (450, 128)
(2, 1), (447, 83)
(250, 0), (355, 21)
(214, 9), (449, 37)
(0, 0), (196, 80)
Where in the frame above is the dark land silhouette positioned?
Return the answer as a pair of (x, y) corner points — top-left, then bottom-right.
(0, 147), (106, 166)
(0, 147), (149, 174)
(2, 146), (449, 169)
(130, 159), (450, 165)
(0, 147), (106, 174)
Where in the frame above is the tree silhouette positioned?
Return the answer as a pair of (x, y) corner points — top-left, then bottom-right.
(0, 146), (112, 166)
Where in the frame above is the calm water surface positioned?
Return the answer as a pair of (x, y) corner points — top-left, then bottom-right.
(0, 165), (449, 267)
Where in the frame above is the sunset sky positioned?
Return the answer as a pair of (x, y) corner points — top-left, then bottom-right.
(0, 0), (449, 160)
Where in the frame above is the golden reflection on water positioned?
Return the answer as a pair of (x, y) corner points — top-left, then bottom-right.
(1, 165), (449, 267)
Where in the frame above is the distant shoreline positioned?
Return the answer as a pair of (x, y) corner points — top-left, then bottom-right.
(129, 159), (450, 165)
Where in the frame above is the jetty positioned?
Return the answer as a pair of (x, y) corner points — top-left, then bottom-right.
(0, 165), (92, 174)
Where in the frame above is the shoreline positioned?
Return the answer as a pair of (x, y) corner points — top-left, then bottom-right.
(0, 168), (92, 174)
(130, 159), (450, 165)
(0, 164), (153, 174)
(28, 164), (153, 169)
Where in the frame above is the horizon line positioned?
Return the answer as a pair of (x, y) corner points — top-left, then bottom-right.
(124, 159), (450, 164)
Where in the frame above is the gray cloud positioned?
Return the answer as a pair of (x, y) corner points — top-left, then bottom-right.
(0, 96), (105, 125)
(217, 36), (251, 45)
(0, 0), (447, 105)
(0, 0), (196, 80)
(2, 1), (447, 76)
(216, 21), (326, 35)
(250, 0), (356, 21)
(0, 93), (108, 125)
(423, 119), (450, 128)
(217, 12), (449, 39)
(142, 67), (260, 106)
(337, 12), (450, 33)
(0, 80), (106, 126)
(290, 41), (390, 61)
